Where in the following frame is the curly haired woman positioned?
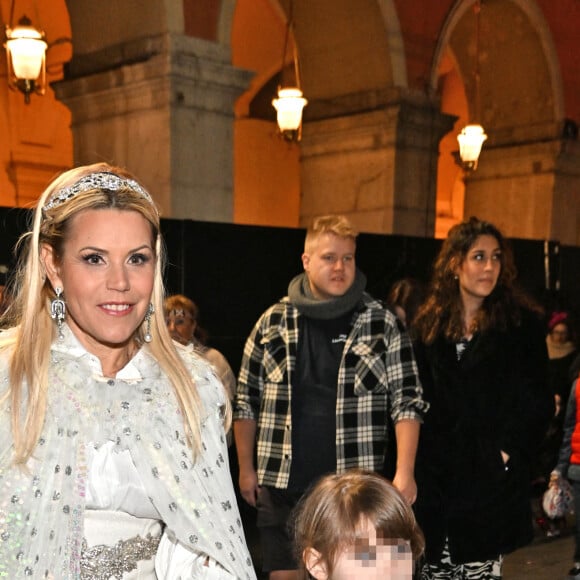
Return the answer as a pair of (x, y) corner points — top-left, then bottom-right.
(412, 217), (553, 579)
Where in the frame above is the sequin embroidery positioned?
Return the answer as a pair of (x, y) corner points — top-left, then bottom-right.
(80, 533), (160, 579)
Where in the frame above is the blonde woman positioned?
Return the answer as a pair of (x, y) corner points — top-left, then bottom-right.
(0, 163), (256, 578)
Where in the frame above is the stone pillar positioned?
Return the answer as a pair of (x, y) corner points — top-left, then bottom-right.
(553, 140), (580, 246)
(53, 34), (252, 221)
(463, 131), (580, 245)
(300, 92), (456, 236)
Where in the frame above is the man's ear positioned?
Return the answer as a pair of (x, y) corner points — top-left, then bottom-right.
(303, 548), (328, 580)
(40, 244), (63, 290)
(302, 252), (310, 271)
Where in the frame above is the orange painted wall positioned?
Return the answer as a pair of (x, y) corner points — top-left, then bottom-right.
(393, 0), (450, 91)
(183, 0), (219, 40)
(232, 0), (301, 227)
(234, 119), (300, 227)
(0, 0), (72, 207)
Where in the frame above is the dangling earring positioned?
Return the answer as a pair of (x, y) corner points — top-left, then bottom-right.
(144, 303), (154, 343)
(50, 287), (66, 340)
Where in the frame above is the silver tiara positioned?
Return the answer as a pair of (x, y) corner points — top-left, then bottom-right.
(43, 172), (154, 211)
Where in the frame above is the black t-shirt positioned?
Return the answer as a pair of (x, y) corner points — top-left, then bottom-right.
(287, 311), (353, 491)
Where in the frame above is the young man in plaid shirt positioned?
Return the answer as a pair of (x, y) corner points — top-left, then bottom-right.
(233, 215), (428, 579)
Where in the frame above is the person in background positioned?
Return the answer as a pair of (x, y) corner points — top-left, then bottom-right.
(412, 217), (553, 579)
(546, 310), (578, 410)
(0, 162), (256, 579)
(292, 469), (425, 580)
(165, 293), (236, 402)
(532, 310), (578, 537)
(386, 277), (426, 334)
(234, 214), (428, 580)
(552, 377), (580, 579)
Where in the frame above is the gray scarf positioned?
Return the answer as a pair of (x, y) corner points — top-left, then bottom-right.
(287, 270), (367, 320)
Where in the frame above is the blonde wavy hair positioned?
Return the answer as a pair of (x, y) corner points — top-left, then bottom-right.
(304, 215), (358, 254)
(2, 162), (208, 464)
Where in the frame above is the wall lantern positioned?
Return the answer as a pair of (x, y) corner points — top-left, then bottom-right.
(457, 123), (487, 171)
(457, 0), (487, 171)
(5, 15), (47, 104)
(271, 0), (307, 142)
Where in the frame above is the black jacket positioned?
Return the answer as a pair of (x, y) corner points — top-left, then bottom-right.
(414, 309), (553, 563)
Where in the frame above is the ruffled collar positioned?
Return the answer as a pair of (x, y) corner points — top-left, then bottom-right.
(51, 323), (144, 382)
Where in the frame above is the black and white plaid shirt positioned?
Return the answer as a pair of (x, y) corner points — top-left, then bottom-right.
(234, 293), (428, 488)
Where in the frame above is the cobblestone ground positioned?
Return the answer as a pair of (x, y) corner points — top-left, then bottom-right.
(504, 533), (573, 579)
(504, 513), (575, 580)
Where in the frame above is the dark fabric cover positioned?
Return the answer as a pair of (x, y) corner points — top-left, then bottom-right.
(414, 309), (554, 564)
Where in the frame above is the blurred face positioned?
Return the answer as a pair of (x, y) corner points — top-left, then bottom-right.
(550, 323), (569, 344)
(165, 310), (196, 345)
(42, 208), (155, 355)
(302, 233), (356, 300)
(306, 519), (414, 580)
(455, 234), (501, 307)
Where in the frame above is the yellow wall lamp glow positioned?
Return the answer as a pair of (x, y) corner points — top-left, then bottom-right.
(4, 15), (47, 104)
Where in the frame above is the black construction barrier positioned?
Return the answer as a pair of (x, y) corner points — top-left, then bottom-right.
(0, 207), (577, 374)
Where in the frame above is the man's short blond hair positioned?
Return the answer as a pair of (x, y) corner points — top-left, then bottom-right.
(304, 215), (358, 253)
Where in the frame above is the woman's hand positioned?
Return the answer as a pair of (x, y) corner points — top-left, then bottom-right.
(549, 470), (561, 488)
(393, 469), (418, 505)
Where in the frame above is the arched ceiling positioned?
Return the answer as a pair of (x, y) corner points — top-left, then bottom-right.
(289, 0), (394, 100)
(65, 0), (171, 53)
(232, 0), (400, 121)
(438, 0), (561, 143)
(63, 0), (176, 77)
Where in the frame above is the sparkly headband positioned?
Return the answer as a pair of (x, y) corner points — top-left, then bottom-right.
(166, 308), (195, 320)
(43, 172), (154, 211)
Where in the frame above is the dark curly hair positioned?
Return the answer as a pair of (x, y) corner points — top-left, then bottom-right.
(413, 217), (541, 344)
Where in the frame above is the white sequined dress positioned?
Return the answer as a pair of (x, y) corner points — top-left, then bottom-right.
(0, 325), (256, 579)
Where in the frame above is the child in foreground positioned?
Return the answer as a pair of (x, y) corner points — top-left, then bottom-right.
(293, 469), (425, 579)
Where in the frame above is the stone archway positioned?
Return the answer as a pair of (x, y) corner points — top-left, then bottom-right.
(231, 0), (453, 235)
(432, 0), (566, 239)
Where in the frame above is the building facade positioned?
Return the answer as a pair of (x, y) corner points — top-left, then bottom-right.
(1, 0), (579, 243)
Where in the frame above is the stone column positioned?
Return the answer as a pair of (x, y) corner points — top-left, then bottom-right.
(53, 34), (252, 221)
(300, 91), (456, 236)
